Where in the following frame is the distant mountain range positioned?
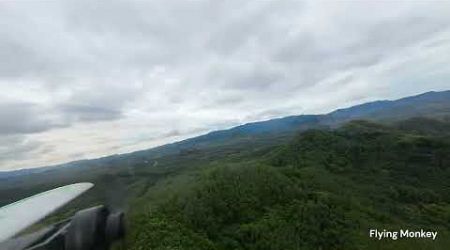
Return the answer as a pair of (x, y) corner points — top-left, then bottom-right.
(156, 90), (450, 150)
(1, 90), (449, 178)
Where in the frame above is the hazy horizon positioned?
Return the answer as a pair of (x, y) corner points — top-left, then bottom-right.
(1, 89), (448, 172)
(1, 1), (450, 170)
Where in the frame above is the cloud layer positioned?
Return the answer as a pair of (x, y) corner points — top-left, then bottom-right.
(1, 1), (450, 170)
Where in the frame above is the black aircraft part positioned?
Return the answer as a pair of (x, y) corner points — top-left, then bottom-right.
(0, 205), (125, 250)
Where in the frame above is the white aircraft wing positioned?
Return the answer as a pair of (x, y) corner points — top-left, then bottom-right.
(0, 182), (94, 242)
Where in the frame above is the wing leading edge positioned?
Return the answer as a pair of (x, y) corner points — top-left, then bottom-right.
(0, 182), (94, 242)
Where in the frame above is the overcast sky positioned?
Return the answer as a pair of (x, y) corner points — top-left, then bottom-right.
(1, 1), (450, 171)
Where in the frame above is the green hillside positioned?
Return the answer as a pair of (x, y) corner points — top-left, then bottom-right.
(122, 118), (450, 249)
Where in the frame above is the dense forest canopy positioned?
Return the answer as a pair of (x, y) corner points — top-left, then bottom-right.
(124, 118), (450, 249)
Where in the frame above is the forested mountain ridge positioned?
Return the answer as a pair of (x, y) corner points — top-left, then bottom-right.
(128, 118), (450, 249)
(325, 90), (450, 123)
(145, 90), (450, 154)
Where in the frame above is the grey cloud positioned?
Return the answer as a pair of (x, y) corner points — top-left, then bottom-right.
(363, 16), (447, 50)
(0, 135), (41, 164)
(164, 130), (182, 137)
(0, 102), (63, 135)
(228, 68), (282, 90)
(210, 95), (245, 107)
(0, 38), (38, 78)
(207, 62), (283, 91)
(206, 1), (305, 55)
(271, 8), (450, 87)
(67, 152), (86, 159)
(60, 104), (123, 122)
(58, 82), (142, 122)
(37, 144), (56, 155)
(0, 2), (93, 80)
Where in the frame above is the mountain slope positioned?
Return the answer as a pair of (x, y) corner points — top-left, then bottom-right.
(325, 90), (450, 124)
(128, 118), (450, 250)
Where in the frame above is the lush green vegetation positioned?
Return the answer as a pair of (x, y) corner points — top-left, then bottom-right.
(121, 118), (450, 249)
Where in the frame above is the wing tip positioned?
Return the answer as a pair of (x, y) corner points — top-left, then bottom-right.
(69, 182), (95, 191)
